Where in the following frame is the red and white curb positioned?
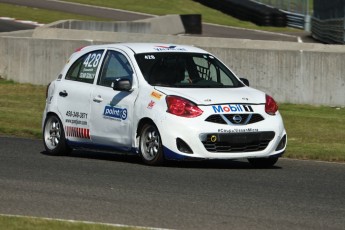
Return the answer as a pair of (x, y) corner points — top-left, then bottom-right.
(0, 17), (44, 27)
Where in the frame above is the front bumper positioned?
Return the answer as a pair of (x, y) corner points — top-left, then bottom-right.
(157, 112), (287, 160)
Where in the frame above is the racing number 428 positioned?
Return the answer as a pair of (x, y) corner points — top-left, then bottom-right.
(83, 53), (102, 68)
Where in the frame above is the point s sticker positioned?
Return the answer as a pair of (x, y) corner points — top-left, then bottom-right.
(212, 104), (254, 113)
(150, 91), (162, 100)
(103, 105), (127, 121)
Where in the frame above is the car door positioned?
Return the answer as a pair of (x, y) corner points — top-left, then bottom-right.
(89, 49), (138, 150)
(57, 49), (105, 144)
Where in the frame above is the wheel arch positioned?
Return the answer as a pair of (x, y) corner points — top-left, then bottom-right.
(136, 117), (165, 165)
(136, 117), (156, 138)
(43, 112), (66, 135)
(43, 111), (63, 129)
(45, 110), (64, 121)
(43, 111), (71, 155)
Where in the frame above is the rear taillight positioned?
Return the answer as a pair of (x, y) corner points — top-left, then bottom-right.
(265, 94), (278, 115)
(45, 82), (51, 99)
(166, 96), (203, 118)
(75, 46), (86, 52)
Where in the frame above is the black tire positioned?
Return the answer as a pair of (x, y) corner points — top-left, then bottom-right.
(139, 123), (165, 166)
(43, 114), (71, 156)
(248, 157), (278, 168)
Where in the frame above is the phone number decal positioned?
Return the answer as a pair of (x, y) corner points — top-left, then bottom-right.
(66, 111), (88, 119)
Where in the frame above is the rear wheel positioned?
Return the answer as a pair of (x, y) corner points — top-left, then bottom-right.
(248, 157), (278, 168)
(139, 123), (165, 165)
(43, 114), (71, 156)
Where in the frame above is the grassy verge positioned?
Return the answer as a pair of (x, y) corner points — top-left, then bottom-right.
(64, 0), (298, 32)
(0, 215), (139, 230)
(0, 79), (45, 139)
(280, 104), (345, 162)
(0, 1), (298, 32)
(255, 0), (313, 13)
(0, 3), (109, 24)
(0, 79), (344, 162)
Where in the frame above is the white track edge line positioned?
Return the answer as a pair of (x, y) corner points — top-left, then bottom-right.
(0, 214), (172, 230)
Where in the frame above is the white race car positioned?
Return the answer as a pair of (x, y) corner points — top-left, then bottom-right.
(43, 43), (287, 167)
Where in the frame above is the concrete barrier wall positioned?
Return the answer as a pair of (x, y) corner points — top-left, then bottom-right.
(1, 32), (344, 106)
(44, 15), (186, 35)
(0, 37), (91, 85)
(32, 27), (345, 51)
(50, 20), (153, 34)
(206, 47), (345, 105)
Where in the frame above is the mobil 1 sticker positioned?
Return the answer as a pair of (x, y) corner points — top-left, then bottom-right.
(212, 104), (254, 113)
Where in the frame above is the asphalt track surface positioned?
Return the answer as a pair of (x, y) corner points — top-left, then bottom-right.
(0, 1), (336, 229)
(0, 136), (345, 229)
(0, 0), (316, 42)
(0, 19), (36, 32)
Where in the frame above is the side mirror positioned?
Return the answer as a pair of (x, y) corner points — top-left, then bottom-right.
(240, 78), (249, 86)
(111, 78), (132, 91)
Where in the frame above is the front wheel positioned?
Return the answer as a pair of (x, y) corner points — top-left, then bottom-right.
(248, 157), (278, 168)
(139, 123), (165, 166)
(43, 114), (71, 156)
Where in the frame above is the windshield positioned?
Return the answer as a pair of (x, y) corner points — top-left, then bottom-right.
(135, 52), (244, 88)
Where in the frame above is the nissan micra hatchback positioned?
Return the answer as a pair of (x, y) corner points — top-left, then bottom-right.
(43, 43), (287, 167)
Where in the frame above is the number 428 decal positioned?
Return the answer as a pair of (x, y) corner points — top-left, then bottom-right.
(83, 53), (102, 68)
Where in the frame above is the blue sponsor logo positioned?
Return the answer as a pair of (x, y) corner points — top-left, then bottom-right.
(103, 105), (127, 120)
(212, 104), (253, 113)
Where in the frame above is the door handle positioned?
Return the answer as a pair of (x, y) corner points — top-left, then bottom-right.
(93, 95), (103, 103)
(59, 90), (68, 97)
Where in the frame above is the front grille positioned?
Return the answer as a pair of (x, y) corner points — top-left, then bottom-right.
(202, 131), (275, 153)
(205, 114), (264, 125)
(205, 115), (227, 124)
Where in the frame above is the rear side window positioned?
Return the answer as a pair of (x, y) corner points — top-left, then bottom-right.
(65, 50), (104, 84)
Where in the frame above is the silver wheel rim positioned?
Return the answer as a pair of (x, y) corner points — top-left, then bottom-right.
(44, 116), (61, 150)
(140, 126), (160, 161)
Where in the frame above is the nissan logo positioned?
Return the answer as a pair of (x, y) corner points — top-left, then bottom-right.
(232, 115), (242, 124)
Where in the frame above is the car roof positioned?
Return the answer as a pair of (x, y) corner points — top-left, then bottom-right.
(79, 43), (208, 54)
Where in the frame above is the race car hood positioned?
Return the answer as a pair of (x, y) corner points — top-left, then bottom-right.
(154, 86), (266, 105)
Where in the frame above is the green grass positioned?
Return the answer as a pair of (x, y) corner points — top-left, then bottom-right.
(280, 104), (345, 162)
(254, 0), (313, 14)
(0, 215), (139, 230)
(0, 3), (109, 24)
(0, 79), (344, 162)
(0, 79), (45, 139)
(64, 0), (298, 32)
(0, 1), (298, 32)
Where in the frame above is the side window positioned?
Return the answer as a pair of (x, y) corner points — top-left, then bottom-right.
(219, 68), (234, 86)
(98, 51), (133, 87)
(192, 56), (235, 86)
(65, 50), (104, 84)
(193, 57), (211, 80)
